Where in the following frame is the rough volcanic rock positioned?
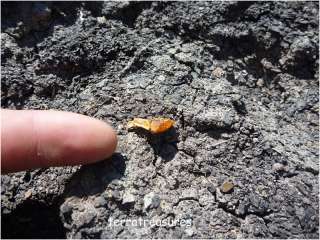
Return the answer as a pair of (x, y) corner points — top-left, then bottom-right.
(1, 1), (319, 239)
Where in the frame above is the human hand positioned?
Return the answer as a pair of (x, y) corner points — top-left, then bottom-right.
(1, 109), (117, 174)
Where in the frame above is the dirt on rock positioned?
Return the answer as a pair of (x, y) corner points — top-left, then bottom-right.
(1, 1), (319, 239)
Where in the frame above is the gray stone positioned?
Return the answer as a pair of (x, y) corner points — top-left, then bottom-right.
(143, 192), (160, 210)
(272, 163), (286, 172)
(122, 192), (136, 204)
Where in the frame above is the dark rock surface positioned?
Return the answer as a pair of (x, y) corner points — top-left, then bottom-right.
(1, 1), (319, 239)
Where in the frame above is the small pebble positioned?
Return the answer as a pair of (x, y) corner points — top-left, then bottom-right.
(253, 137), (259, 143)
(168, 48), (177, 55)
(122, 192), (136, 204)
(185, 228), (194, 237)
(24, 189), (33, 199)
(206, 182), (216, 195)
(272, 163), (286, 172)
(221, 181), (234, 193)
(112, 190), (121, 201)
(94, 196), (107, 208)
(256, 78), (264, 87)
(60, 203), (72, 215)
(143, 192), (160, 210)
(97, 16), (107, 24)
(212, 67), (225, 78)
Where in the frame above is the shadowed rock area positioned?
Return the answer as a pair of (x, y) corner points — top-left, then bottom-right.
(1, 1), (319, 239)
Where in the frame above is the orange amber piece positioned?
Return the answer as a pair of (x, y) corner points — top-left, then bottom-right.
(127, 118), (175, 134)
(127, 118), (151, 130)
(149, 118), (175, 134)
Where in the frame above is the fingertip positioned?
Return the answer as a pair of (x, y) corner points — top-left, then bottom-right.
(96, 119), (118, 160)
(1, 110), (119, 173)
(36, 111), (119, 167)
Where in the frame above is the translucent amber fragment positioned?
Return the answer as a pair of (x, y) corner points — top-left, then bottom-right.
(127, 118), (175, 134)
(127, 118), (151, 130)
(149, 118), (175, 134)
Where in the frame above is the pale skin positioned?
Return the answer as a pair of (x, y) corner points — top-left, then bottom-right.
(1, 109), (118, 174)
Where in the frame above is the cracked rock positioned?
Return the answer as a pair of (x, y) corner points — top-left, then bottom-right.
(1, 1), (318, 239)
